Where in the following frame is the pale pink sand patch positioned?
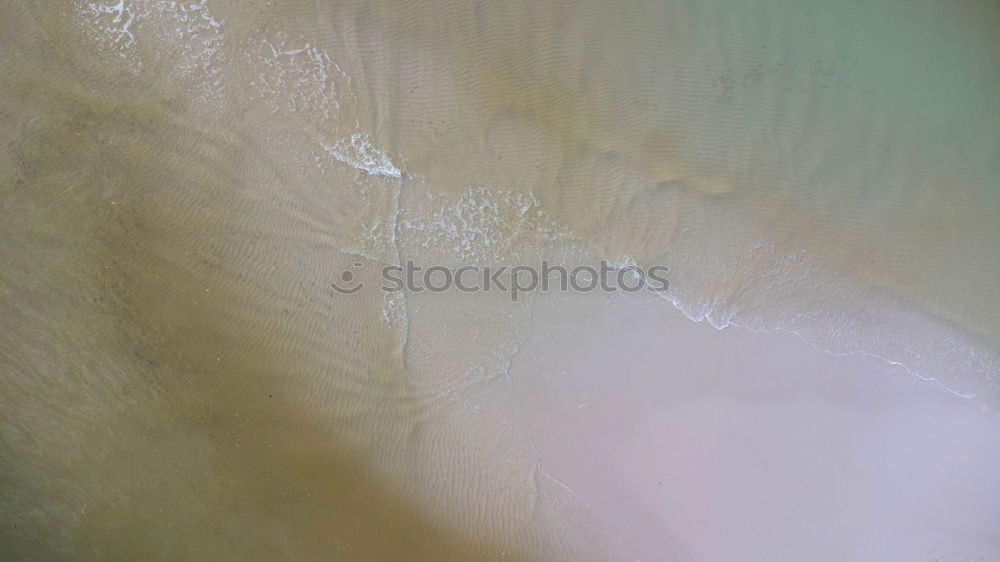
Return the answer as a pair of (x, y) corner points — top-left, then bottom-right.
(512, 293), (1000, 561)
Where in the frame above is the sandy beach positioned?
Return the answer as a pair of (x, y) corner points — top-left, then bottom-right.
(511, 292), (1000, 560)
(2, 0), (999, 559)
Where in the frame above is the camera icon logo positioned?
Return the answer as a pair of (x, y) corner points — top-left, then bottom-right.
(330, 263), (364, 294)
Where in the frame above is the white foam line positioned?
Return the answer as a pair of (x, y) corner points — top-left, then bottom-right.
(322, 134), (402, 178)
(648, 290), (997, 416)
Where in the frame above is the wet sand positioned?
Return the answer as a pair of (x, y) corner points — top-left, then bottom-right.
(512, 292), (1000, 560)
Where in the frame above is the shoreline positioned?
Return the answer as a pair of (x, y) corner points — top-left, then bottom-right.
(500, 290), (1000, 560)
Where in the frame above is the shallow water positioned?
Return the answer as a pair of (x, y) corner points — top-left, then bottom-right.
(2, 0), (998, 559)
